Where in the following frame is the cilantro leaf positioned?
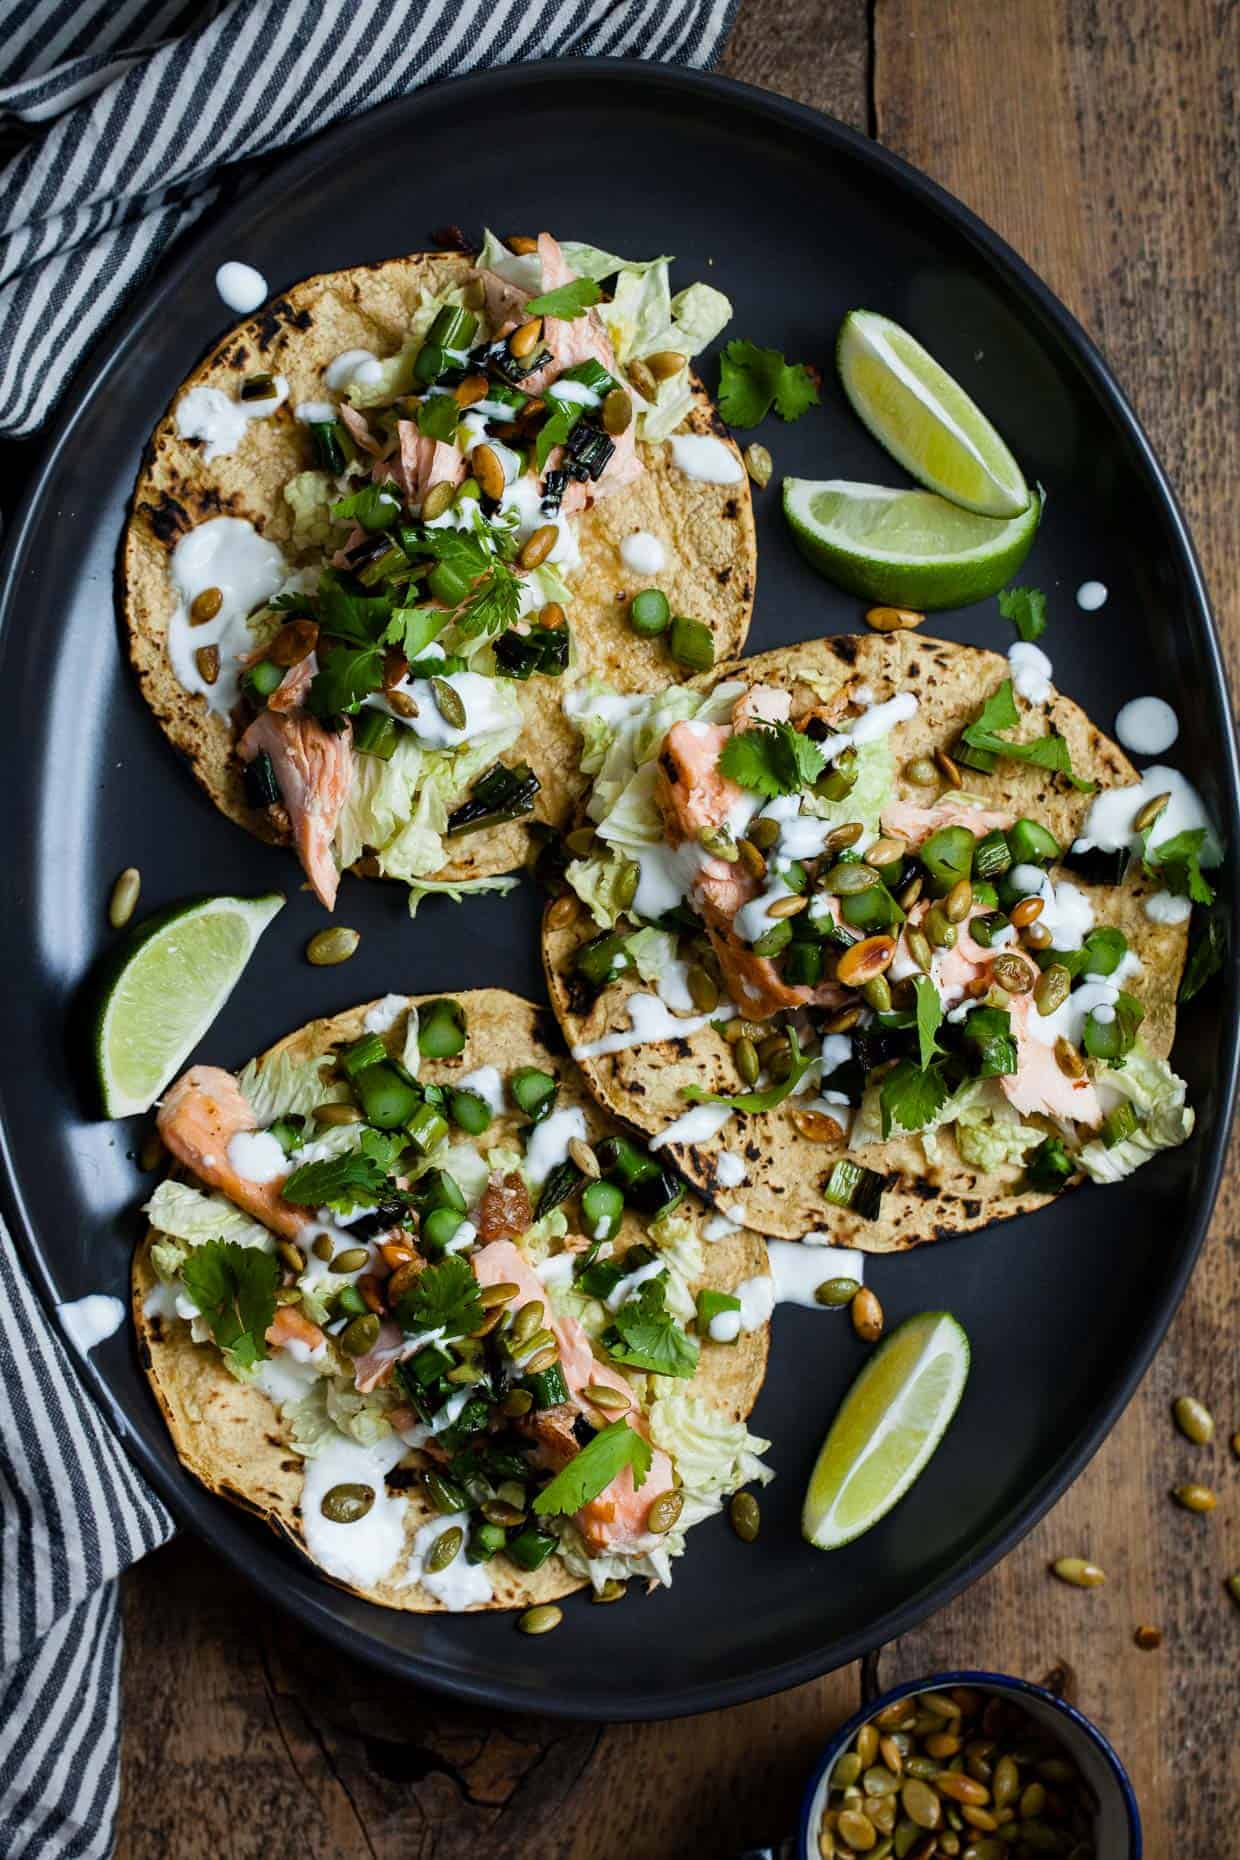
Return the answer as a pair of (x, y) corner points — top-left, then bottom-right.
(879, 1059), (949, 1138)
(913, 975), (945, 1070)
(526, 278), (602, 319)
(393, 1254), (482, 1342)
(961, 678), (1092, 792)
(1179, 906), (1226, 1002)
(999, 586), (1048, 643)
(400, 527), (492, 574)
(1027, 1135), (1076, 1193)
(535, 397), (582, 471)
(717, 339), (820, 427)
(603, 1273), (700, 1379)
(718, 722), (826, 798)
(684, 1026), (814, 1113)
(280, 1141), (395, 1211)
(959, 1005), (1017, 1078)
(329, 484), (401, 532)
(532, 1419), (652, 1517)
(455, 559), (522, 639)
(1142, 826), (1215, 905)
(268, 590), (318, 615)
(417, 394), (461, 442)
(381, 604), (447, 660)
(180, 1240), (278, 1372)
(307, 643), (384, 718)
(315, 569), (394, 647)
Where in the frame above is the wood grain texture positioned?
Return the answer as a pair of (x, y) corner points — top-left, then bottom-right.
(874, 2), (1238, 1854)
(118, 3), (1237, 1853)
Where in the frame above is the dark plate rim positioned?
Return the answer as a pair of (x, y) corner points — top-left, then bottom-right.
(1, 57), (1235, 1723)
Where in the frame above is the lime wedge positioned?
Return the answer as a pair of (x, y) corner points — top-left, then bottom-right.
(803, 1312), (970, 1550)
(95, 893), (284, 1117)
(837, 310), (1029, 518)
(783, 477), (1040, 610)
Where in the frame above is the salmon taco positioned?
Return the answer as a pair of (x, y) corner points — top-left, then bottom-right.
(541, 633), (1218, 1247)
(134, 990), (773, 1612)
(125, 233), (754, 914)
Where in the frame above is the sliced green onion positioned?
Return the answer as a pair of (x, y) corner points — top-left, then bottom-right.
(309, 420), (346, 473)
(920, 826), (975, 895)
(841, 883), (904, 933)
(445, 762), (540, 837)
(506, 1525), (560, 1570)
(341, 1032), (387, 1078)
(629, 588), (670, 637)
(973, 829), (1013, 880)
(353, 1062), (420, 1130)
(814, 747), (857, 803)
(596, 1135), (660, 1191)
(783, 941), (824, 987)
(418, 998), (467, 1058)
(243, 750), (282, 811)
(969, 911), (1011, 950)
(243, 660), (285, 705)
(951, 735), (998, 775)
(449, 1088), (492, 1136)
(268, 1118), (302, 1155)
(522, 1365), (571, 1419)
(535, 1158), (582, 1220)
(573, 931), (633, 992)
(404, 1343), (455, 1388)
(406, 1103), (449, 1153)
(822, 1159), (885, 1220)
(467, 1521), (508, 1563)
(1027, 1135), (1075, 1192)
(427, 560), (474, 606)
(626, 1163), (685, 1222)
(1102, 1100), (1140, 1148)
(352, 709), (402, 760)
(417, 1169), (467, 1215)
(510, 1066), (557, 1122)
(1007, 818), (1062, 865)
(426, 305), (478, 353)
(561, 358), (617, 396)
(334, 1284), (369, 1318)
(580, 1178), (624, 1242)
(356, 541), (409, 588)
(578, 1258), (628, 1302)
(751, 918), (793, 958)
(423, 1206), (466, 1254)
(668, 615), (715, 672)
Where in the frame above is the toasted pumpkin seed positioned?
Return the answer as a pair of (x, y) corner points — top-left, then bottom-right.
(472, 442), (506, 501)
(1033, 963), (1071, 1016)
(1133, 1623), (1162, 1650)
(865, 606), (924, 632)
(508, 317), (543, 359)
(823, 1005), (864, 1034)
(866, 836), (908, 868)
(729, 1490), (760, 1541)
(744, 442), (773, 488)
(320, 1483), (374, 1524)
(768, 892), (808, 919)
(1050, 1556), (1106, 1587)
(991, 952), (1035, 994)
(792, 1108), (845, 1143)
(340, 1313), (380, 1357)
(944, 878), (974, 923)
(825, 820), (867, 856)
(592, 1578), (626, 1604)
(194, 643), (220, 685)
(816, 1276), (862, 1307)
(613, 860), (640, 912)
(647, 349), (687, 380)
(901, 1779), (942, 1830)
(905, 926), (934, 974)
(687, 964), (719, 1012)
(546, 892), (578, 931)
(1172, 1482), (1216, 1512)
(897, 874), (925, 911)
(725, 1018), (767, 1044)
(1172, 1394), (1214, 1443)
(314, 1100), (363, 1125)
(827, 861), (881, 897)
(1132, 790), (1172, 833)
(500, 1388), (534, 1417)
(1054, 1037), (1086, 1081)
(851, 1286), (883, 1343)
(307, 927), (360, 966)
(934, 748), (963, 788)
(312, 1233), (335, 1262)
(735, 1037), (760, 1086)
(905, 757), (940, 787)
(332, 1245), (370, 1274)
(861, 974), (893, 1013)
(924, 905), (956, 950)
(518, 525), (558, 573)
(584, 1381), (631, 1414)
(838, 1809), (878, 1851)
(834, 1752), (864, 1790)
(626, 357), (657, 400)
(510, 1299), (545, 1347)
(108, 866), (141, 928)
(189, 586), (223, 626)
(1009, 895), (1044, 929)
(601, 387), (633, 435)
(1022, 920), (1053, 951)
(425, 1525), (464, 1573)
(277, 1240), (305, 1274)
(647, 1489), (684, 1534)
(522, 1343), (559, 1375)
(737, 836), (767, 878)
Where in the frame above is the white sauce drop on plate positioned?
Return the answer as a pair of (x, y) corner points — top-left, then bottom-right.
(1114, 696), (1179, 757)
(57, 1294), (125, 1353)
(1076, 580), (1108, 610)
(619, 530), (666, 576)
(667, 433), (744, 483)
(215, 261), (268, 313)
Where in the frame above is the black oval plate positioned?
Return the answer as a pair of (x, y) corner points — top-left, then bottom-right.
(1, 62), (1235, 1721)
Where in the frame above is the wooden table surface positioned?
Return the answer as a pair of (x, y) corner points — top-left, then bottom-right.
(117, 3), (1238, 1853)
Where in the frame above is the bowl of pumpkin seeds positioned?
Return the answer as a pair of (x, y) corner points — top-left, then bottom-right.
(800, 1671), (1141, 1859)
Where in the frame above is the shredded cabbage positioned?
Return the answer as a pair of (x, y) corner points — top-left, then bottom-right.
(237, 1050), (344, 1124)
(406, 874), (519, 920)
(285, 1376), (398, 1456)
(1077, 1047), (1194, 1183)
(144, 1180), (274, 1251)
(801, 738), (893, 847)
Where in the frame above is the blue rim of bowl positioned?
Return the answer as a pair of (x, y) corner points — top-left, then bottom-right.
(798, 1669), (1143, 1858)
(0, 56), (1235, 1719)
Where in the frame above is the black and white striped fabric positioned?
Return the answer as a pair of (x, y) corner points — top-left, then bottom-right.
(0, 0), (739, 438)
(0, 3), (737, 1854)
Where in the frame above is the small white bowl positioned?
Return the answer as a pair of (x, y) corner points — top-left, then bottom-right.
(799, 1669), (1141, 1858)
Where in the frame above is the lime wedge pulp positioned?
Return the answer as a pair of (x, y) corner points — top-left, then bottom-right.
(837, 309), (1030, 519)
(782, 477), (1041, 610)
(95, 893), (284, 1117)
(803, 1312), (970, 1551)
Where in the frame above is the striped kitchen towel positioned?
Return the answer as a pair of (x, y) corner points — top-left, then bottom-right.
(0, 0), (739, 439)
(0, 3), (739, 1855)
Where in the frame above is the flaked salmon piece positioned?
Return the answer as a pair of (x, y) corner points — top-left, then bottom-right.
(266, 1304), (326, 1353)
(655, 720), (746, 844)
(353, 1319), (408, 1394)
(479, 266), (530, 331)
(157, 1065), (306, 1238)
(396, 419), (466, 509)
(881, 798), (1015, 848)
(1002, 995), (1102, 1125)
(470, 1239), (674, 1554)
(238, 709), (353, 910)
(268, 654), (316, 712)
(522, 233), (642, 503)
(337, 400), (383, 457)
(732, 684), (792, 730)
(698, 900), (818, 1021)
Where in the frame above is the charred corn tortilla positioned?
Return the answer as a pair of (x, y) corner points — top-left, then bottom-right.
(123, 252), (755, 889)
(134, 989), (769, 1613)
(542, 634), (1191, 1249)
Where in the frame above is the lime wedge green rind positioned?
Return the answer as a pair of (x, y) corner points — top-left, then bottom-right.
(802, 1311), (970, 1551)
(782, 477), (1041, 610)
(837, 309), (1029, 519)
(95, 893), (285, 1117)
